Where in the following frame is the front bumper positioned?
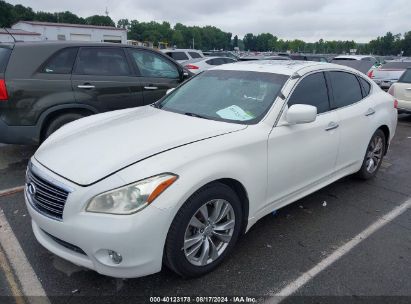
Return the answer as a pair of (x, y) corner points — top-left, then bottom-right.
(0, 118), (40, 145)
(25, 161), (174, 278)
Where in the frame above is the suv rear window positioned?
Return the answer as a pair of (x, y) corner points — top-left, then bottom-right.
(42, 47), (78, 74)
(0, 47), (12, 73)
(167, 52), (189, 61)
(398, 69), (411, 83)
(189, 52), (202, 59)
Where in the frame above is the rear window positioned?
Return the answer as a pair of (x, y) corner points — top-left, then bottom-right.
(398, 69), (411, 83)
(0, 47), (12, 73)
(359, 77), (371, 97)
(74, 47), (130, 76)
(189, 52), (202, 59)
(329, 71), (363, 108)
(41, 47), (78, 74)
(381, 62), (411, 69)
(167, 52), (189, 61)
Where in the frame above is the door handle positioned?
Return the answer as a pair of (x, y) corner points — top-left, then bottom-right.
(406, 88), (411, 90)
(144, 86), (159, 90)
(365, 108), (376, 116)
(325, 121), (339, 131)
(77, 84), (95, 89)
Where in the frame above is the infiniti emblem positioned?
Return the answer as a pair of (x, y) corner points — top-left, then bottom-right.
(27, 183), (37, 196)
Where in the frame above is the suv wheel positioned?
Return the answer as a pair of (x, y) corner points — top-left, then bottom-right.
(164, 182), (242, 278)
(43, 113), (85, 141)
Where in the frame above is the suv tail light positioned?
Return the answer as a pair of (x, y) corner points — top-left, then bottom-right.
(388, 85), (395, 96)
(394, 99), (398, 109)
(185, 64), (199, 70)
(0, 79), (8, 101)
(367, 70), (374, 78)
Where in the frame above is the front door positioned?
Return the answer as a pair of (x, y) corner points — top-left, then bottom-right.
(127, 49), (182, 105)
(266, 72), (340, 209)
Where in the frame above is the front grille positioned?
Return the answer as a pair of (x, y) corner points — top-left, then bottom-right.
(42, 230), (86, 255)
(26, 169), (69, 220)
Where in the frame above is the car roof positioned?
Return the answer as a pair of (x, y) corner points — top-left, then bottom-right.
(211, 60), (360, 76)
(10, 40), (153, 50)
(334, 55), (374, 60)
(162, 49), (202, 52)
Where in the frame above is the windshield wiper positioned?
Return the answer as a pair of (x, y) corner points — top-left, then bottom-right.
(183, 112), (210, 120)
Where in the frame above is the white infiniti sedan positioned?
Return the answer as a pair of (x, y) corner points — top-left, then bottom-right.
(25, 61), (397, 278)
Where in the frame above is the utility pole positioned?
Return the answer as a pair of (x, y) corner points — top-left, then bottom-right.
(192, 37), (195, 49)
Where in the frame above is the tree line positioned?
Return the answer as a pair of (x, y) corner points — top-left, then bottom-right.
(1, 0), (410, 55)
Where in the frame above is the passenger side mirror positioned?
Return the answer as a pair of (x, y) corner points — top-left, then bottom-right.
(286, 104), (317, 124)
(166, 88), (175, 95)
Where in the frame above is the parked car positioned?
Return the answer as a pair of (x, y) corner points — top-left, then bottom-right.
(184, 57), (237, 74)
(25, 61), (397, 279)
(162, 49), (204, 63)
(204, 51), (239, 60)
(388, 68), (411, 113)
(369, 60), (411, 90)
(332, 55), (378, 64)
(289, 54), (329, 62)
(0, 41), (191, 145)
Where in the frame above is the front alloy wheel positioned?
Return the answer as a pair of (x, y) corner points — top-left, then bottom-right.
(184, 199), (235, 266)
(165, 182), (242, 277)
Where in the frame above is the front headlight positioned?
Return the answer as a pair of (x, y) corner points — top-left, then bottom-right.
(86, 174), (178, 215)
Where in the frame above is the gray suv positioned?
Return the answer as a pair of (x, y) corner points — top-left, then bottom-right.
(0, 41), (190, 145)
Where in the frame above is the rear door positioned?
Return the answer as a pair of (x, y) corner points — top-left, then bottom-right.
(394, 69), (411, 104)
(127, 48), (182, 104)
(71, 47), (144, 112)
(327, 71), (374, 171)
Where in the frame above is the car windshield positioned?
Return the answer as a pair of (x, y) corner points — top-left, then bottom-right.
(158, 70), (288, 124)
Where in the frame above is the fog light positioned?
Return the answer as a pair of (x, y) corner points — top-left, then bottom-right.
(108, 250), (122, 264)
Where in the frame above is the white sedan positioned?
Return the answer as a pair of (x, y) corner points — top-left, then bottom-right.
(25, 61), (397, 278)
(184, 56), (237, 73)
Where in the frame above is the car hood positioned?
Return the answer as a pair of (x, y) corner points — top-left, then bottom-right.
(35, 106), (246, 186)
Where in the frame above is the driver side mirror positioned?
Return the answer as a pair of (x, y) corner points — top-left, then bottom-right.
(286, 104), (317, 124)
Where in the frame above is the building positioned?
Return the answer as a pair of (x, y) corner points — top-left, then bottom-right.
(0, 28), (41, 43)
(7, 21), (127, 43)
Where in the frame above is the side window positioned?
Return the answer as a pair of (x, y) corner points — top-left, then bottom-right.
(74, 48), (130, 76)
(189, 52), (202, 59)
(169, 52), (189, 61)
(288, 72), (330, 114)
(223, 58), (236, 64)
(358, 77), (371, 97)
(42, 48), (78, 74)
(328, 71), (363, 108)
(129, 50), (179, 79)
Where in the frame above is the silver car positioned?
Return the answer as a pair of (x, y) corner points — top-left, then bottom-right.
(183, 56), (237, 74)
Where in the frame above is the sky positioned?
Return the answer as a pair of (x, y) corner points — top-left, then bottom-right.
(7, 0), (411, 42)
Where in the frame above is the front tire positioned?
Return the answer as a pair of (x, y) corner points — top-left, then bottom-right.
(164, 182), (243, 278)
(356, 129), (386, 180)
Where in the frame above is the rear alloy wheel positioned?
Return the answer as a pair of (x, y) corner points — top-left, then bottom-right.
(43, 113), (85, 142)
(164, 182), (242, 278)
(356, 129), (386, 179)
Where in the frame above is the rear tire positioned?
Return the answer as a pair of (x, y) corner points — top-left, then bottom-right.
(356, 129), (386, 180)
(164, 182), (242, 278)
(42, 113), (85, 142)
